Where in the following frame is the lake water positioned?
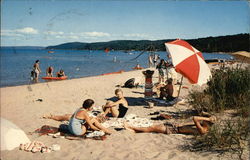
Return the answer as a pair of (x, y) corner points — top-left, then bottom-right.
(0, 48), (234, 87)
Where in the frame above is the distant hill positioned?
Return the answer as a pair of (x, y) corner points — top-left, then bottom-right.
(46, 33), (249, 52)
(1, 46), (45, 50)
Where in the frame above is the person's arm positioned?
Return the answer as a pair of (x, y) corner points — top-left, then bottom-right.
(83, 112), (100, 131)
(37, 64), (41, 72)
(105, 99), (123, 108)
(193, 116), (210, 134)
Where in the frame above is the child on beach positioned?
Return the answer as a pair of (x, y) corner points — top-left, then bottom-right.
(124, 115), (216, 135)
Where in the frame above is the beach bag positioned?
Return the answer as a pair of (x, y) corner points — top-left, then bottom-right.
(124, 78), (135, 88)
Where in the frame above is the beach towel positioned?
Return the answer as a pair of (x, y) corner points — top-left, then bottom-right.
(102, 114), (153, 128)
(151, 98), (181, 106)
(32, 125), (107, 141)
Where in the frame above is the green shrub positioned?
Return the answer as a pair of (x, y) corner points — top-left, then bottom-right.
(188, 66), (250, 116)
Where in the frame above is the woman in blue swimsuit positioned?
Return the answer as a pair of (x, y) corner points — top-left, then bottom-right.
(68, 99), (112, 136)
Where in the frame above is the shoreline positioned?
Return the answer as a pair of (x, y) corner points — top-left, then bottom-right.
(0, 69), (143, 89)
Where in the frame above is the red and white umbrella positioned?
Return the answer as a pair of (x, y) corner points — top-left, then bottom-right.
(165, 39), (211, 86)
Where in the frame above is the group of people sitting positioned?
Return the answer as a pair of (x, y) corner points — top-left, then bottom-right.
(43, 88), (216, 137)
(46, 66), (66, 78)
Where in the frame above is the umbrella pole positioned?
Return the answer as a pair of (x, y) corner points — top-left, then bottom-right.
(177, 76), (184, 98)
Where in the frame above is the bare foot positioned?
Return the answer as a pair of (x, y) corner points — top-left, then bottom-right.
(42, 114), (52, 119)
(123, 122), (135, 133)
(160, 114), (172, 119)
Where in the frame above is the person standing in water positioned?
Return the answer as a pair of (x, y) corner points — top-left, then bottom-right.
(33, 60), (41, 82)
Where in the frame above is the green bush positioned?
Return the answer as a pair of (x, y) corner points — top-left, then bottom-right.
(188, 66), (250, 116)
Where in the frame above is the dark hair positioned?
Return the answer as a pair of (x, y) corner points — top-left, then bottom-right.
(82, 99), (94, 109)
(35, 60), (40, 63)
(115, 88), (123, 94)
(167, 78), (173, 84)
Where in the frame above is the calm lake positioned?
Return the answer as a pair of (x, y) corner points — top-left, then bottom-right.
(0, 48), (234, 87)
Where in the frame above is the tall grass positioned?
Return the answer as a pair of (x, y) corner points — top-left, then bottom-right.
(187, 65), (250, 159)
(191, 118), (249, 159)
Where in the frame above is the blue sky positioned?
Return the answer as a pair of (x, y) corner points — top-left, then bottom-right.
(1, 0), (249, 46)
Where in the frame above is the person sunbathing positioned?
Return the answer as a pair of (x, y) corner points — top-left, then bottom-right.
(124, 116), (216, 135)
(101, 89), (128, 118)
(44, 99), (112, 136)
(43, 89), (128, 121)
(68, 99), (112, 136)
(159, 78), (175, 101)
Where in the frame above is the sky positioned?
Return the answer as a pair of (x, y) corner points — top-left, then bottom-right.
(1, 0), (249, 47)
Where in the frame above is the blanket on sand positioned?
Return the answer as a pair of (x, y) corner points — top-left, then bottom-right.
(31, 125), (107, 141)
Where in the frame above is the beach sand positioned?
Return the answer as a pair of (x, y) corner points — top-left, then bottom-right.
(0, 66), (248, 160)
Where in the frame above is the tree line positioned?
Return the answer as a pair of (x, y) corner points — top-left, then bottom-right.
(46, 33), (249, 52)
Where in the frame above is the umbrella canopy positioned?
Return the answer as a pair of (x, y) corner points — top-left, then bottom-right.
(165, 39), (212, 85)
(1, 117), (30, 151)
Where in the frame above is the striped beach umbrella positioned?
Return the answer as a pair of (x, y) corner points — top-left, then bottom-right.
(165, 39), (212, 86)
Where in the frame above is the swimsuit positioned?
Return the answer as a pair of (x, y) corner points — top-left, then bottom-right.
(164, 122), (179, 134)
(68, 108), (86, 136)
(118, 104), (128, 118)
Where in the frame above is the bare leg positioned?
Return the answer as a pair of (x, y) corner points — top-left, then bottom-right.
(81, 125), (87, 135)
(90, 118), (112, 134)
(102, 101), (119, 117)
(43, 114), (71, 121)
(110, 107), (119, 117)
(124, 122), (166, 134)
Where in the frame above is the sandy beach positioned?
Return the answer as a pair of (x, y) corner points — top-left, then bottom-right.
(0, 65), (248, 160)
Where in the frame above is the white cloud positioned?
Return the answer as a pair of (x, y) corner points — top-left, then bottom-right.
(1, 30), (24, 37)
(1, 27), (38, 37)
(68, 35), (79, 39)
(83, 32), (110, 37)
(44, 31), (64, 35)
(15, 27), (38, 34)
(123, 33), (150, 39)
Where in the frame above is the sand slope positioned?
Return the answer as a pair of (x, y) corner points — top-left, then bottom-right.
(0, 68), (244, 160)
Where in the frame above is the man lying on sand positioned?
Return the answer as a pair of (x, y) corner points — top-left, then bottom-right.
(43, 89), (128, 121)
(124, 115), (216, 135)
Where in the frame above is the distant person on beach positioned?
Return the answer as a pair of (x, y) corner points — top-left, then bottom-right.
(148, 54), (153, 68)
(101, 89), (128, 118)
(124, 115), (216, 135)
(56, 69), (65, 77)
(153, 54), (160, 67)
(159, 78), (175, 101)
(32, 60), (41, 82)
(166, 63), (178, 85)
(46, 66), (54, 77)
(156, 59), (166, 84)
